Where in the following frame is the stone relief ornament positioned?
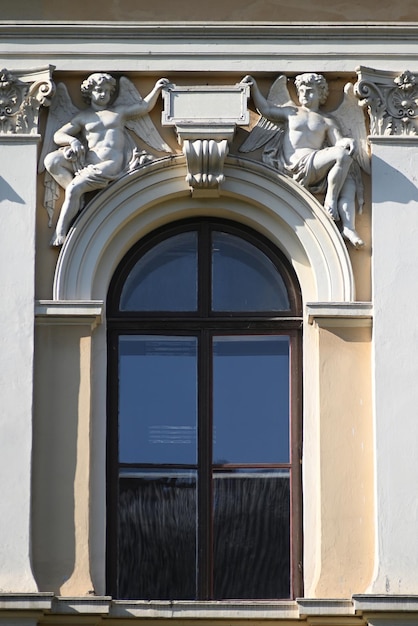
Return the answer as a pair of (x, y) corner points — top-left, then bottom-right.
(39, 73), (172, 246)
(161, 83), (250, 196)
(355, 66), (418, 137)
(0, 67), (54, 135)
(240, 73), (370, 249)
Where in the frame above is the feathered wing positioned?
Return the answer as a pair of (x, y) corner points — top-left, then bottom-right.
(331, 82), (371, 175)
(240, 75), (293, 154)
(116, 76), (172, 153)
(38, 82), (80, 173)
(38, 83), (81, 225)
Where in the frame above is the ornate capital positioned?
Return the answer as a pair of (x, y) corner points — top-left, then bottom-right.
(0, 66), (55, 135)
(162, 83), (249, 196)
(355, 66), (418, 136)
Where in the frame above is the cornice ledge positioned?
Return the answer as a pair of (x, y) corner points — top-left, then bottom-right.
(0, 593), (54, 611)
(109, 599), (298, 619)
(35, 300), (104, 328)
(353, 594), (418, 613)
(306, 302), (373, 327)
(52, 596), (111, 614)
(297, 598), (355, 617)
(3, 22), (418, 39)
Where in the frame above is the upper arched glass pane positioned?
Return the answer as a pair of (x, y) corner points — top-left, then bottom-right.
(120, 231), (198, 311)
(212, 231), (290, 311)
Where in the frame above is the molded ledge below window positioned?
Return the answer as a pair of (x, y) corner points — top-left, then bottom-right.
(306, 302), (373, 328)
(35, 300), (104, 328)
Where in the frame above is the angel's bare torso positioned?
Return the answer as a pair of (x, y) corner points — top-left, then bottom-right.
(72, 107), (128, 174)
(282, 107), (336, 167)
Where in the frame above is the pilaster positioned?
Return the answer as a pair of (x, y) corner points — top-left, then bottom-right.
(356, 66), (418, 594)
(0, 66), (54, 592)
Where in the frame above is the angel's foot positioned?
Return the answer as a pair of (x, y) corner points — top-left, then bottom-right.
(342, 226), (364, 249)
(50, 233), (65, 247)
(324, 203), (340, 221)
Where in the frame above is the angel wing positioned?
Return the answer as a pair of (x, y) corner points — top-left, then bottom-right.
(239, 75), (294, 154)
(38, 83), (81, 225)
(38, 82), (80, 174)
(331, 82), (370, 175)
(116, 76), (172, 153)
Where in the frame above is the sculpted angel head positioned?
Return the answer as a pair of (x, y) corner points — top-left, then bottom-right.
(294, 73), (329, 106)
(80, 72), (117, 105)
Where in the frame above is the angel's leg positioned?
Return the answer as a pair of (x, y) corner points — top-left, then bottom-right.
(311, 146), (352, 219)
(338, 177), (364, 249)
(44, 149), (75, 189)
(50, 176), (92, 247)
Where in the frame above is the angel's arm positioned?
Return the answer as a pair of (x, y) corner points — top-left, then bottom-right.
(53, 118), (84, 147)
(242, 75), (295, 123)
(325, 115), (355, 155)
(123, 78), (170, 120)
(53, 117), (85, 159)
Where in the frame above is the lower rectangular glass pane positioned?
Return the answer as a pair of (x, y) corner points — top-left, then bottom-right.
(213, 470), (290, 599)
(117, 470), (197, 599)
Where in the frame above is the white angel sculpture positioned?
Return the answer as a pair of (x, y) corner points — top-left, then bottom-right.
(39, 73), (172, 246)
(240, 73), (370, 248)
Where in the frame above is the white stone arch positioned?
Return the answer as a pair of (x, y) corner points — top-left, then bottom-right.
(53, 155), (355, 303)
(52, 155), (355, 595)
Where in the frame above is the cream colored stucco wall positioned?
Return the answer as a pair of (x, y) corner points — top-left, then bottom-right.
(33, 326), (94, 595)
(314, 325), (374, 597)
(2, 0), (418, 21)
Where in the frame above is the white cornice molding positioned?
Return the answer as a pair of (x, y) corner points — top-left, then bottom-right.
(3, 22), (418, 72)
(35, 300), (104, 327)
(306, 302), (373, 327)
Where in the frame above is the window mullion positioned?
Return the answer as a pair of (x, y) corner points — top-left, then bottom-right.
(197, 329), (213, 599)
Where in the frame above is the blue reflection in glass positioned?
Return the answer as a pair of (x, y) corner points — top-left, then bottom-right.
(213, 336), (290, 464)
(120, 231), (198, 311)
(119, 336), (198, 464)
(212, 232), (290, 311)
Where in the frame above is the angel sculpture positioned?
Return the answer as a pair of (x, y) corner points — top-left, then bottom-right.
(39, 73), (172, 246)
(240, 73), (370, 248)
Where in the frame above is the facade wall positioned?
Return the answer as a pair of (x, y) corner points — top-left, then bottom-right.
(0, 17), (417, 626)
(1, 0), (418, 21)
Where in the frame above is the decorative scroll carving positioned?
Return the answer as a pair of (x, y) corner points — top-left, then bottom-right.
(162, 83), (250, 197)
(355, 66), (418, 136)
(0, 66), (54, 135)
(183, 138), (229, 190)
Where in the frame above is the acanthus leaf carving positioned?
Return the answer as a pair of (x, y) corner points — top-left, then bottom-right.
(0, 67), (54, 135)
(355, 66), (418, 137)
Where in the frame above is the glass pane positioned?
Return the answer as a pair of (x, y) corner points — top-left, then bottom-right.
(119, 336), (198, 464)
(120, 231), (198, 311)
(213, 470), (290, 599)
(117, 470), (197, 599)
(213, 336), (290, 464)
(212, 232), (290, 311)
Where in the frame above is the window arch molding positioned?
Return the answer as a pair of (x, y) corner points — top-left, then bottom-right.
(53, 155), (355, 303)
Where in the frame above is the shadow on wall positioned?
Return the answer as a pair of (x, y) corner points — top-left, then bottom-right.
(0, 176), (25, 205)
(372, 156), (418, 204)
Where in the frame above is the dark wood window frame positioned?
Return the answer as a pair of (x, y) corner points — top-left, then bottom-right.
(106, 217), (303, 600)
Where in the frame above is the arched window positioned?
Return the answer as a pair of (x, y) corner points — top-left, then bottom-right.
(106, 218), (303, 601)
